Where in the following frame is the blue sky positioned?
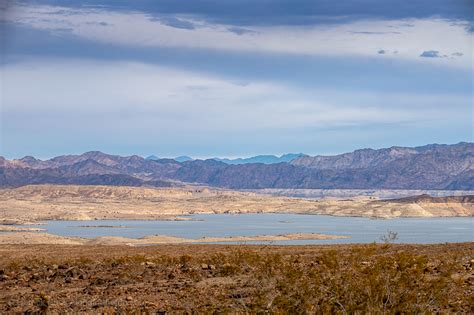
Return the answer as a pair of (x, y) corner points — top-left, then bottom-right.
(0, 0), (473, 159)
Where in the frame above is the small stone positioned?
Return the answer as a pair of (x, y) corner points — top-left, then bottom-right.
(465, 275), (474, 284)
(65, 267), (83, 278)
(201, 264), (209, 270)
(126, 296), (133, 301)
(78, 274), (87, 280)
(209, 264), (216, 270)
(145, 301), (157, 307)
(229, 293), (243, 299)
(29, 273), (40, 281)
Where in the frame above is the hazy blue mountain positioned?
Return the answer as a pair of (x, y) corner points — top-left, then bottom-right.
(146, 155), (160, 160)
(213, 153), (306, 165)
(174, 156), (193, 162)
(147, 155), (193, 162)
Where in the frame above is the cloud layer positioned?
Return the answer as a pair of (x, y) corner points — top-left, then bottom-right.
(1, 59), (471, 156)
(3, 4), (472, 68)
(0, 2), (472, 158)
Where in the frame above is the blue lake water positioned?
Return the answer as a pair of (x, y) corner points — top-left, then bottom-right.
(20, 214), (474, 245)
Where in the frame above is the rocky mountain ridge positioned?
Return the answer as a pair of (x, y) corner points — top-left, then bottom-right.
(1, 142), (472, 189)
(145, 153), (305, 164)
(212, 153), (306, 165)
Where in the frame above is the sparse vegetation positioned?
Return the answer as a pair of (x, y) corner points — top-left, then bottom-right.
(0, 243), (472, 313)
(33, 292), (49, 313)
(380, 230), (399, 243)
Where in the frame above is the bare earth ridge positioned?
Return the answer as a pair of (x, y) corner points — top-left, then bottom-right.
(0, 185), (472, 225)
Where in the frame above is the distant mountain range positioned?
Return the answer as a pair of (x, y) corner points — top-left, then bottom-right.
(145, 153), (304, 164)
(212, 153), (306, 165)
(1, 142), (472, 190)
(146, 155), (193, 163)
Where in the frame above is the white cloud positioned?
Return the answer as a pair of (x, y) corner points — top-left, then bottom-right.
(1, 59), (469, 133)
(4, 3), (472, 69)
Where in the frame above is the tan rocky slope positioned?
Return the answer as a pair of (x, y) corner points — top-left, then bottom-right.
(0, 185), (472, 223)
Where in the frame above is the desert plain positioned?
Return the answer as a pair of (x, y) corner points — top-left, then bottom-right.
(0, 184), (472, 313)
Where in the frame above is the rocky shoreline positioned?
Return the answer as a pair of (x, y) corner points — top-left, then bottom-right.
(0, 232), (348, 246)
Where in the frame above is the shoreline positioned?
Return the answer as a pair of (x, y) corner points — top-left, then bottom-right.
(3, 210), (473, 227)
(0, 185), (472, 224)
(0, 231), (349, 246)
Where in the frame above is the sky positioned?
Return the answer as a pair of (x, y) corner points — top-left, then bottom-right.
(0, 0), (473, 159)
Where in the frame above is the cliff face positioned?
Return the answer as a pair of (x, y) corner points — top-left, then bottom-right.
(291, 143), (473, 173)
(1, 142), (473, 190)
(287, 142), (474, 190)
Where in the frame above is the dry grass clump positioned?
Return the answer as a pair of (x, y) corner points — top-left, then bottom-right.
(192, 244), (471, 313)
(0, 243), (472, 313)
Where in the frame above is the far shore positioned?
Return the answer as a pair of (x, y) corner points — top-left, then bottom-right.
(0, 185), (472, 225)
(0, 225), (46, 232)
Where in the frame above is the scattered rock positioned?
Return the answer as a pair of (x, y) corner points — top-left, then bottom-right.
(144, 301), (158, 308)
(65, 267), (78, 278)
(83, 286), (98, 295)
(200, 263), (216, 270)
(465, 275), (474, 285)
(91, 278), (106, 285)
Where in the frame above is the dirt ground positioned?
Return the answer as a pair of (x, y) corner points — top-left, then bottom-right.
(0, 243), (472, 313)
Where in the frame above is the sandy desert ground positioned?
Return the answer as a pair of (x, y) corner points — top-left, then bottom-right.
(0, 185), (472, 225)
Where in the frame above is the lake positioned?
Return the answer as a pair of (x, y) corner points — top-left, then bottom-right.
(20, 214), (474, 245)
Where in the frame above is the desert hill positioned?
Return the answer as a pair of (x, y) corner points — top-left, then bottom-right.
(0, 185), (472, 223)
